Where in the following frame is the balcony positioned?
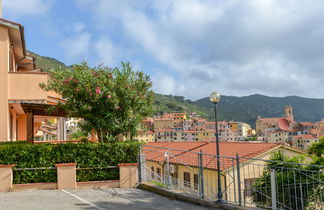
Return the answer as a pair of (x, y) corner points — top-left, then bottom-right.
(8, 71), (48, 101)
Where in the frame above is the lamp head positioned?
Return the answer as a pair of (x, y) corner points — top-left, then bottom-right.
(209, 91), (221, 104)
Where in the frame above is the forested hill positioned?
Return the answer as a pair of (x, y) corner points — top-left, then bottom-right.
(32, 52), (324, 127)
(195, 94), (324, 127)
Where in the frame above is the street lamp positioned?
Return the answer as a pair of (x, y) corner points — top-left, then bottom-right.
(209, 91), (223, 202)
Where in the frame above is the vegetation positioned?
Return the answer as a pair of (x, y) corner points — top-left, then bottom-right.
(0, 142), (140, 184)
(252, 150), (323, 209)
(40, 62), (154, 142)
(153, 94), (211, 119)
(28, 51), (66, 71)
(35, 52), (324, 127)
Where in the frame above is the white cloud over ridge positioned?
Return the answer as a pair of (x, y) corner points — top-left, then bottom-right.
(75, 0), (324, 99)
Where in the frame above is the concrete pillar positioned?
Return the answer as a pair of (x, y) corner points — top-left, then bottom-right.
(118, 163), (138, 188)
(0, 26), (9, 142)
(26, 112), (34, 143)
(57, 117), (66, 141)
(55, 163), (77, 189)
(0, 164), (15, 192)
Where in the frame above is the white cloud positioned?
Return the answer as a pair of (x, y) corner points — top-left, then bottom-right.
(3, 0), (53, 17)
(59, 32), (91, 63)
(75, 0), (324, 99)
(152, 73), (177, 95)
(94, 36), (119, 66)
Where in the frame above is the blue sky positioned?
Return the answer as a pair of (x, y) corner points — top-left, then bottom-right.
(3, 0), (324, 100)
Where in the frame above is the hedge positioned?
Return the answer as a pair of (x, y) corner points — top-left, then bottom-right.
(0, 142), (140, 184)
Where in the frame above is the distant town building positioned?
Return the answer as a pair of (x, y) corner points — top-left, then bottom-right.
(256, 105), (322, 150)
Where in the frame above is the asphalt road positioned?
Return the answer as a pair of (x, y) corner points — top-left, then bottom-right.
(0, 188), (213, 210)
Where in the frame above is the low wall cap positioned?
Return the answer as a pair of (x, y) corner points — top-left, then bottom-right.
(0, 164), (15, 168)
(118, 163), (138, 167)
(55, 163), (77, 167)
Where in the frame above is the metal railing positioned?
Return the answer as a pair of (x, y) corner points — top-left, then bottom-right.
(139, 144), (324, 210)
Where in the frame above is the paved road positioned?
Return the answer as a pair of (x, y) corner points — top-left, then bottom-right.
(0, 188), (212, 210)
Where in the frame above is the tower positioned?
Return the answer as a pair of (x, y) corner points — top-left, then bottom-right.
(284, 105), (294, 122)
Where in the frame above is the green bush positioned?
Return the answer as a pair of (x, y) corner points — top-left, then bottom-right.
(0, 142), (140, 184)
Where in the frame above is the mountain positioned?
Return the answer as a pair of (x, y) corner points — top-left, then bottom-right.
(30, 52), (324, 127)
(29, 51), (66, 71)
(195, 94), (324, 127)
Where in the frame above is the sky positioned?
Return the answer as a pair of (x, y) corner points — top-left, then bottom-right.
(3, 0), (324, 100)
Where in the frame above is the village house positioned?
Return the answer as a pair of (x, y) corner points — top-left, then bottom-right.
(142, 141), (310, 203)
(0, 18), (66, 142)
(143, 142), (312, 203)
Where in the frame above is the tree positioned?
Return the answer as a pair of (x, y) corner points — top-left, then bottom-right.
(309, 137), (324, 157)
(40, 62), (154, 142)
(251, 151), (323, 209)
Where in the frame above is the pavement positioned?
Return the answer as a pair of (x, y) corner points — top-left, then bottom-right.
(0, 188), (213, 210)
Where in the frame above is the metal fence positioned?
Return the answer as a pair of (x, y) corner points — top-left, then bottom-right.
(139, 144), (324, 210)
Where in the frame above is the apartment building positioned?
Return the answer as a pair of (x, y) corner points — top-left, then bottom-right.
(0, 18), (65, 142)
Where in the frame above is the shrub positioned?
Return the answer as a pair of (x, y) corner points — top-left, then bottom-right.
(0, 142), (140, 184)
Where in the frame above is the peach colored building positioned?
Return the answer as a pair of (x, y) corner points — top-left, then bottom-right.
(0, 18), (65, 142)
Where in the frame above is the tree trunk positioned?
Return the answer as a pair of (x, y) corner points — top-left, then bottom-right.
(97, 129), (103, 143)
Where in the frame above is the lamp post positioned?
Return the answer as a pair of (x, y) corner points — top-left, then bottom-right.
(209, 91), (223, 202)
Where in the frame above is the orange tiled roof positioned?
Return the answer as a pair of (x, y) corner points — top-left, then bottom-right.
(300, 122), (314, 126)
(293, 134), (317, 140)
(144, 142), (279, 171)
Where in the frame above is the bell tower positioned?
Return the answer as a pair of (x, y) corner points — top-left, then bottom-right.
(284, 105), (294, 122)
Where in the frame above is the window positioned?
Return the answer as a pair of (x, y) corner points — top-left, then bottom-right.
(194, 174), (199, 190)
(244, 178), (257, 196)
(157, 168), (161, 181)
(184, 172), (191, 188)
(151, 166), (155, 179)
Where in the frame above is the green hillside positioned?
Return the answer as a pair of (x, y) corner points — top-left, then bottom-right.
(195, 94), (324, 127)
(31, 52), (324, 127)
(28, 51), (66, 71)
(153, 94), (211, 119)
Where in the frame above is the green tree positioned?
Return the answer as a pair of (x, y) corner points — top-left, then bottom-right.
(40, 62), (154, 142)
(309, 137), (324, 157)
(252, 151), (323, 209)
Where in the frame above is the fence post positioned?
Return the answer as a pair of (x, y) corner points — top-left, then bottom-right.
(138, 144), (142, 183)
(164, 151), (171, 187)
(270, 168), (277, 210)
(198, 150), (205, 199)
(236, 153), (242, 206)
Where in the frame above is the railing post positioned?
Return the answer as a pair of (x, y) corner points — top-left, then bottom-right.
(198, 150), (205, 199)
(270, 168), (277, 210)
(236, 153), (242, 206)
(138, 144), (142, 183)
(164, 151), (171, 187)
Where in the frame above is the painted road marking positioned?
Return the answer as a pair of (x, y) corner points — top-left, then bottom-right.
(61, 189), (106, 210)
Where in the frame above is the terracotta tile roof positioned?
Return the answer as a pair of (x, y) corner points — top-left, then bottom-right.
(260, 118), (280, 122)
(300, 122), (314, 126)
(143, 142), (280, 171)
(154, 118), (173, 121)
(293, 134), (317, 140)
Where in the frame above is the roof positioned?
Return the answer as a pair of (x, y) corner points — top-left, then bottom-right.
(154, 118), (173, 121)
(277, 118), (290, 131)
(143, 142), (280, 171)
(293, 134), (317, 140)
(300, 122), (314, 126)
(259, 118), (280, 122)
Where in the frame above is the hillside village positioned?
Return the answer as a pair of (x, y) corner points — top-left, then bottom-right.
(133, 105), (324, 152)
